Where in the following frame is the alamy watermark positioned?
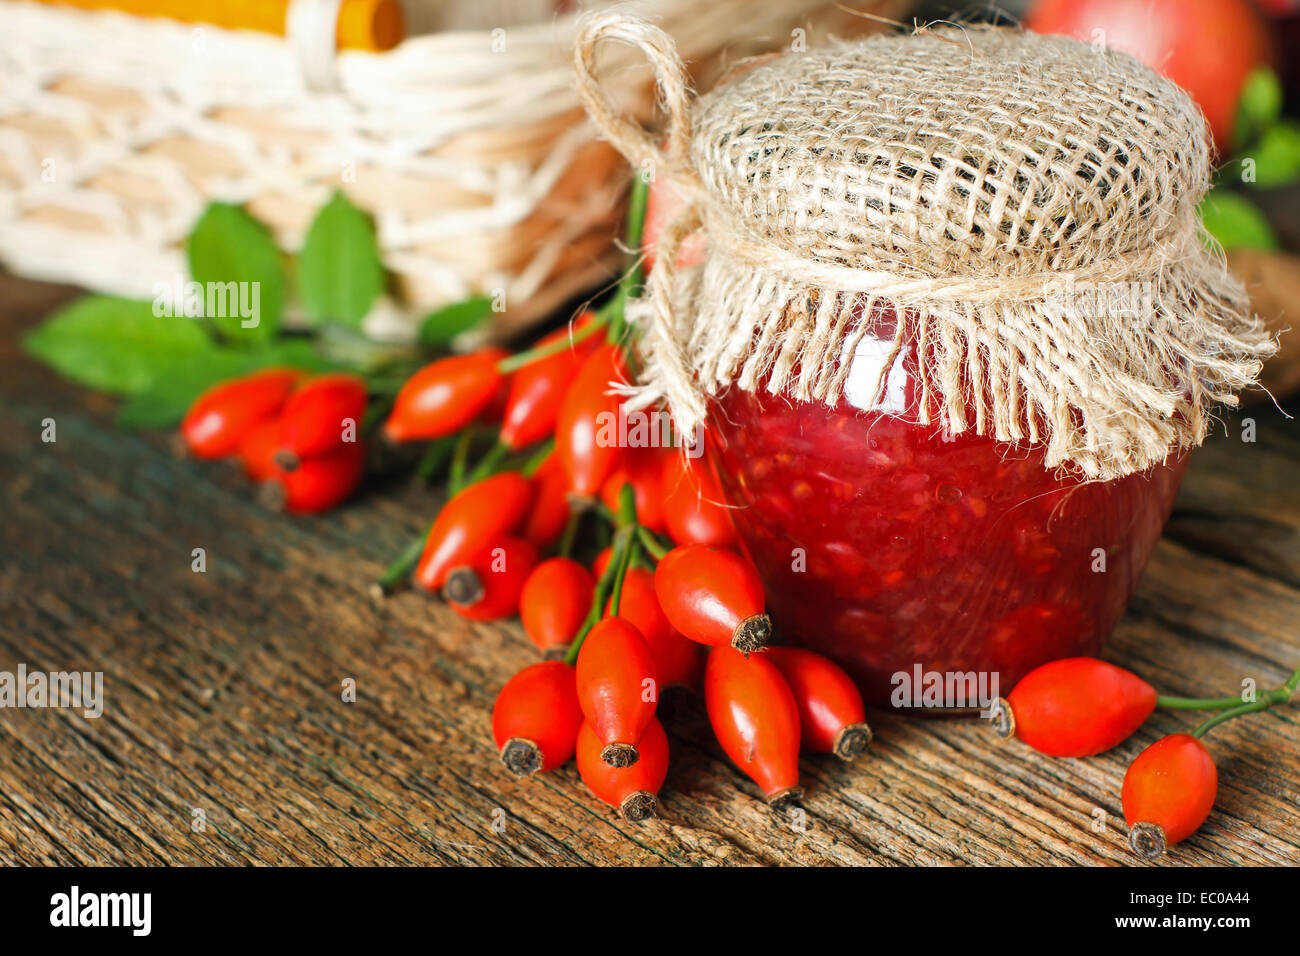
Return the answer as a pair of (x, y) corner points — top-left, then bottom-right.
(152, 276), (261, 328)
(594, 406), (704, 458)
(0, 663), (103, 718)
(890, 664), (999, 715)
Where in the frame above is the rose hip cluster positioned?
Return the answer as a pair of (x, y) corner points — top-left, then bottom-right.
(994, 656), (1299, 859)
(180, 369), (368, 513)
(369, 310), (873, 818)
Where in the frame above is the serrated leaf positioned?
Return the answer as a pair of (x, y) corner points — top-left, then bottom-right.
(116, 338), (336, 429)
(1233, 67), (1283, 151)
(1245, 121), (1300, 189)
(1199, 189), (1278, 252)
(417, 296), (494, 346)
(23, 296), (212, 395)
(186, 202), (286, 343)
(297, 191), (385, 328)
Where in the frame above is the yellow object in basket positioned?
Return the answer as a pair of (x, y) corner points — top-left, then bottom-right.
(30, 0), (406, 52)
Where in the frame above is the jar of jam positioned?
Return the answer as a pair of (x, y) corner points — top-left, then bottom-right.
(705, 313), (1188, 705)
(575, 19), (1274, 709)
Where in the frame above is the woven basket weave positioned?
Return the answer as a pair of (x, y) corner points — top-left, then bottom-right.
(0, 0), (871, 341)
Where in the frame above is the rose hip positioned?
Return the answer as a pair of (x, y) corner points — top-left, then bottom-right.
(492, 661), (584, 777)
(601, 447), (669, 534)
(557, 344), (626, 497)
(499, 315), (598, 451)
(577, 718), (669, 822)
(653, 544), (771, 652)
(238, 416), (285, 482)
(383, 347), (508, 443)
(994, 657), (1157, 757)
(575, 616), (659, 767)
(520, 557), (594, 657)
(606, 567), (703, 691)
(705, 646), (802, 804)
(766, 646), (872, 760)
(661, 451), (736, 548)
(445, 536), (539, 621)
(520, 452), (571, 549)
(180, 367), (302, 459)
(273, 373), (368, 468)
(260, 440), (365, 514)
(1123, 733), (1218, 859)
(414, 472), (532, 592)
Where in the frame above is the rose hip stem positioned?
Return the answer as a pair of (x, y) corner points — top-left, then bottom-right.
(1187, 666), (1300, 738)
(564, 485), (641, 667)
(492, 174), (649, 377)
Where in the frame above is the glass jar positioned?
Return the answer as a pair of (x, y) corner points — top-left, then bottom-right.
(705, 313), (1187, 708)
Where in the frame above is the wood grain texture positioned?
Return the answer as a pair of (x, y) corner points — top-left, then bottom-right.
(0, 274), (1297, 867)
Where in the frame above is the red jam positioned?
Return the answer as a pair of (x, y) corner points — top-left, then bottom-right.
(705, 317), (1187, 707)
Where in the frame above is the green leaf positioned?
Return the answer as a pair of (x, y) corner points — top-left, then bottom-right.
(417, 296), (494, 346)
(186, 202), (286, 343)
(116, 339), (335, 429)
(297, 191), (385, 328)
(1245, 121), (1300, 189)
(23, 296), (212, 395)
(1199, 189), (1278, 252)
(1233, 68), (1283, 152)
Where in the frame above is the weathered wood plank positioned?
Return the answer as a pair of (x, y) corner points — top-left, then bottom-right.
(0, 274), (1297, 866)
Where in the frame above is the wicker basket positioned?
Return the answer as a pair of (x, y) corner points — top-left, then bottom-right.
(0, 0), (888, 341)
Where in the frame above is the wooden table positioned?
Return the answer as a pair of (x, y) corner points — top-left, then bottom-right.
(2, 274), (1297, 867)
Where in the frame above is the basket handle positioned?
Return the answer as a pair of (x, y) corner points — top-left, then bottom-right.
(573, 12), (702, 195)
(288, 0), (345, 92)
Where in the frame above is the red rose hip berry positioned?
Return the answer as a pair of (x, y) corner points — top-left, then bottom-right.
(383, 348), (508, 443)
(577, 717), (669, 822)
(520, 557), (594, 657)
(492, 661), (584, 777)
(766, 646), (872, 760)
(414, 472), (532, 592)
(180, 367), (302, 459)
(575, 617), (659, 767)
(1122, 733), (1218, 859)
(705, 647), (802, 804)
(993, 657), (1157, 757)
(654, 544), (771, 652)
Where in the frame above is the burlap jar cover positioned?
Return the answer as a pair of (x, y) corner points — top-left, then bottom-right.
(573, 14), (1277, 481)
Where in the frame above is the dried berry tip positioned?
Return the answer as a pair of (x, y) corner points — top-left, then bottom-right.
(767, 786), (804, 808)
(832, 723), (873, 761)
(620, 791), (659, 823)
(442, 567), (485, 605)
(732, 614), (772, 653)
(1128, 822), (1167, 860)
(542, 644), (570, 662)
(991, 698), (1015, 740)
(272, 448), (300, 472)
(600, 742), (640, 768)
(500, 737), (542, 777)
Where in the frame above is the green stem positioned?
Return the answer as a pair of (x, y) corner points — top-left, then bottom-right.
(564, 526), (632, 666)
(558, 508), (583, 559)
(371, 533), (426, 598)
(520, 438), (556, 477)
(608, 484), (640, 617)
(465, 440), (509, 485)
(447, 430), (474, 494)
(414, 435), (457, 483)
(497, 316), (607, 374)
(636, 525), (670, 561)
(361, 395), (395, 435)
(1156, 694), (1251, 710)
(606, 174), (650, 345)
(1190, 666), (1300, 738)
